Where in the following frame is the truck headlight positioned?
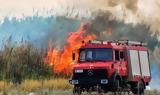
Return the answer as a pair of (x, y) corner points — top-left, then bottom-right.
(101, 79), (108, 84)
(75, 69), (83, 73)
(69, 79), (79, 84)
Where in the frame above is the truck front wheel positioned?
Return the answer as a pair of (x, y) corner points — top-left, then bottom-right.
(112, 79), (122, 92)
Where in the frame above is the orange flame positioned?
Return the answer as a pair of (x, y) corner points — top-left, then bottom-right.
(45, 24), (96, 75)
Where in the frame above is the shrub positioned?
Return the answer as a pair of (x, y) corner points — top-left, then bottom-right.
(0, 43), (53, 83)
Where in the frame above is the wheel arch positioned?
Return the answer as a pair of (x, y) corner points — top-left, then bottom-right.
(112, 72), (122, 81)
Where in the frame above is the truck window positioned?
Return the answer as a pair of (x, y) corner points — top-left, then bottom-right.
(115, 50), (124, 61)
(95, 49), (112, 61)
(120, 51), (124, 60)
(115, 50), (119, 61)
(79, 50), (85, 61)
(86, 51), (93, 60)
(79, 48), (112, 62)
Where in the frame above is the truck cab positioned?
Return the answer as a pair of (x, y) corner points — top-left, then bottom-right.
(69, 40), (151, 95)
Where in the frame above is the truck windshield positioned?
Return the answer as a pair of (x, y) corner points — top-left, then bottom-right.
(79, 48), (112, 62)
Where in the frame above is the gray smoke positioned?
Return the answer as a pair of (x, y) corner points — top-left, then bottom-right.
(42, 17), (80, 49)
(86, 14), (158, 50)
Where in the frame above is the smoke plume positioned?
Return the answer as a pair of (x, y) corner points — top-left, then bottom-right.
(1, 0), (160, 36)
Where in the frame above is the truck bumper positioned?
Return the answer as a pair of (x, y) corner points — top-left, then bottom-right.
(69, 78), (109, 85)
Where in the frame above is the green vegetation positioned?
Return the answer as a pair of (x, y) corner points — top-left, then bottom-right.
(0, 43), (53, 84)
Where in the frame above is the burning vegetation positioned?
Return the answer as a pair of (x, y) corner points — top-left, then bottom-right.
(45, 24), (96, 75)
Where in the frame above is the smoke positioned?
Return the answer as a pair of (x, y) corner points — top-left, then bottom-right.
(153, 46), (160, 64)
(42, 17), (80, 49)
(1, 0), (160, 46)
(85, 14), (158, 50)
(77, 0), (160, 36)
(1, 0), (160, 36)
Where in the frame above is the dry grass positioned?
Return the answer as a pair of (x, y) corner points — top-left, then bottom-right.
(0, 81), (13, 90)
(0, 78), (72, 91)
(0, 79), (159, 95)
(43, 78), (72, 90)
(20, 78), (72, 91)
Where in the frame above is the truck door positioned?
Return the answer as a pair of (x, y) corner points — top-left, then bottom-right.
(114, 50), (127, 76)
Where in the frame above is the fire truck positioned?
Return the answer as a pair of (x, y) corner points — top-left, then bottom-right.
(69, 40), (151, 95)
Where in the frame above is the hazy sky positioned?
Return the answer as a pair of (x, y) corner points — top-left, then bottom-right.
(0, 0), (56, 20)
(0, 0), (92, 21)
(0, 0), (160, 35)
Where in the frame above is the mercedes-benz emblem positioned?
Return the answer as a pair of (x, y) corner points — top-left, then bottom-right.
(88, 69), (94, 76)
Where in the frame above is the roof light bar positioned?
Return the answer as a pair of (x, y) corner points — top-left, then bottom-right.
(88, 40), (147, 46)
(115, 40), (147, 46)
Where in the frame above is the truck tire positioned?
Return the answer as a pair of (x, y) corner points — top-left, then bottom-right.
(113, 79), (122, 92)
(132, 81), (144, 95)
(73, 86), (82, 95)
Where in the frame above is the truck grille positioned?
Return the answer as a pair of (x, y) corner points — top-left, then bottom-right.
(73, 69), (107, 79)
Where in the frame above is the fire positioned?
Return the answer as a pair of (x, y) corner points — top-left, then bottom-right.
(45, 24), (96, 75)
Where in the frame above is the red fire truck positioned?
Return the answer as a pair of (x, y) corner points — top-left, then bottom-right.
(69, 40), (151, 95)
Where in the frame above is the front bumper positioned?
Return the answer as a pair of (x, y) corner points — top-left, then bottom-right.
(69, 78), (108, 85)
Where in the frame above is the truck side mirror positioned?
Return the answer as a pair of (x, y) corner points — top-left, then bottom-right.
(72, 53), (76, 61)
